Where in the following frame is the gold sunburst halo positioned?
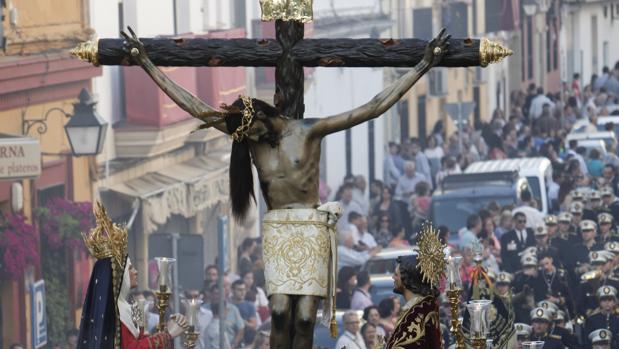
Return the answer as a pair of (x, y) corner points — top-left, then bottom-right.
(415, 222), (446, 289)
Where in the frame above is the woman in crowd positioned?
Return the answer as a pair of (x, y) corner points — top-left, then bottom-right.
(388, 225), (410, 248)
(361, 323), (378, 349)
(377, 298), (396, 339)
(242, 270), (270, 322)
(373, 213), (395, 248)
(362, 305), (386, 338)
(373, 186), (404, 232)
(336, 266), (358, 309)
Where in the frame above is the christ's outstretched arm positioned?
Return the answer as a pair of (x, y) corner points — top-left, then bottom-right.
(121, 27), (229, 134)
(308, 29), (451, 138)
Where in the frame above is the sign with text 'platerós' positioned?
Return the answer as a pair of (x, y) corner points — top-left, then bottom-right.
(0, 134), (41, 179)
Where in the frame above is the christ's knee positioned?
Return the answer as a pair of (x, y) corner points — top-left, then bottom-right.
(270, 294), (291, 329)
(294, 313), (316, 336)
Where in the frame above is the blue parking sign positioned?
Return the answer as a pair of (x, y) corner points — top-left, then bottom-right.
(30, 280), (47, 348)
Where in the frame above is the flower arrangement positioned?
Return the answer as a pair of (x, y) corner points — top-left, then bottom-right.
(37, 198), (94, 251)
(0, 213), (39, 279)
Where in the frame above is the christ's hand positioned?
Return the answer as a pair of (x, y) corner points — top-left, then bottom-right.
(121, 26), (148, 65)
(423, 28), (450, 67)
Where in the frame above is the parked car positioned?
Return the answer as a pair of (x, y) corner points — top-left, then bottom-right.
(464, 157), (552, 213)
(566, 130), (616, 148)
(362, 247), (417, 275)
(431, 171), (530, 233)
(571, 116), (619, 134)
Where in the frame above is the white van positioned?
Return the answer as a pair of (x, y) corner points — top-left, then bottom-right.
(464, 157), (552, 213)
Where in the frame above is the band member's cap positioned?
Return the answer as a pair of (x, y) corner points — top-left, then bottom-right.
(589, 250), (612, 264)
(598, 212), (613, 224)
(589, 329), (612, 344)
(530, 307), (551, 322)
(519, 246), (537, 258)
(554, 310), (566, 321)
(558, 212), (572, 222)
(605, 241), (619, 254)
(496, 272), (513, 284)
(588, 190), (601, 201)
(571, 190), (584, 201)
(514, 323), (532, 336)
(521, 254), (538, 267)
(597, 285), (617, 299)
(579, 219), (596, 231)
(544, 215), (558, 225)
(570, 201), (584, 214)
(600, 186), (613, 197)
(536, 300), (558, 318)
(534, 224), (547, 236)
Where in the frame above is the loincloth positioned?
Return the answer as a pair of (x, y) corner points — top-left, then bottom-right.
(262, 208), (332, 297)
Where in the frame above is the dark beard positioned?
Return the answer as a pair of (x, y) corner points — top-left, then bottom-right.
(393, 285), (404, 295)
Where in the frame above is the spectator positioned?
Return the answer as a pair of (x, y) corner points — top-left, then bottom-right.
(238, 238), (256, 278)
(384, 142), (403, 189)
(360, 323), (378, 349)
(424, 135), (444, 184)
(204, 265), (219, 292)
(500, 212), (535, 272)
(513, 190), (544, 228)
(373, 186), (404, 233)
(409, 138), (432, 184)
(338, 229), (380, 270)
(377, 298), (396, 338)
(246, 331), (270, 349)
(241, 271), (269, 323)
(368, 179), (384, 218)
(350, 270), (373, 310)
(388, 226), (410, 248)
(230, 280), (259, 333)
(335, 311), (366, 349)
(203, 302), (231, 349)
(594, 66), (611, 91)
(435, 155), (461, 187)
(336, 266), (358, 309)
(352, 175), (369, 215)
(362, 305), (387, 338)
(410, 181), (431, 222)
(206, 284), (245, 349)
(587, 148), (604, 177)
(495, 210), (513, 240)
(373, 213), (394, 248)
(529, 87), (555, 120)
(349, 211), (377, 249)
(395, 161), (427, 202)
(338, 183), (364, 231)
(459, 214), (481, 250)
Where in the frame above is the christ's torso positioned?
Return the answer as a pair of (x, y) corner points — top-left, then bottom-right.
(250, 119), (322, 210)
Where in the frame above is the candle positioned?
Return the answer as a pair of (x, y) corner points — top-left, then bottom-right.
(446, 255), (463, 289)
(137, 298), (146, 328)
(466, 300), (492, 335)
(183, 298), (203, 328)
(155, 257), (176, 290)
(159, 259), (168, 288)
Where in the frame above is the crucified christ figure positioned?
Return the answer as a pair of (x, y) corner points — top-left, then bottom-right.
(121, 27), (450, 349)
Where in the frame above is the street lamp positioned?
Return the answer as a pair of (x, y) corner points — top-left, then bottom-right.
(64, 89), (108, 156)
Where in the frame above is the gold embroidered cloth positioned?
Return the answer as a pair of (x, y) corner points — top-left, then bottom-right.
(259, 0), (313, 22)
(262, 208), (331, 297)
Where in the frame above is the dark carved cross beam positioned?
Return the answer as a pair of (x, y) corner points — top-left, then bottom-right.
(72, 21), (511, 119)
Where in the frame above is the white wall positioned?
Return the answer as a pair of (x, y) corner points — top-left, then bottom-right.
(563, 2), (619, 84)
(90, 0), (122, 163)
(305, 67), (385, 197)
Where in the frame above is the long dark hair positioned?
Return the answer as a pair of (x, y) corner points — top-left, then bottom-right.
(224, 97), (280, 221)
(397, 255), (439, 298)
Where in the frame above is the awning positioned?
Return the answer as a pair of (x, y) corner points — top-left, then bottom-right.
(109, 152), (230, 234)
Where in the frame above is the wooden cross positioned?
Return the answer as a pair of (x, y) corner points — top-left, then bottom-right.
(71, 11), (511, 120)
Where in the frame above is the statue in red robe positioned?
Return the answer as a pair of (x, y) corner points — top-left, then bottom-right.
(385, 255), (444, 349)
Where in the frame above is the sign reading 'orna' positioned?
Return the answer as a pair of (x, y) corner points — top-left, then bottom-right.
(0, 134), (41, 179)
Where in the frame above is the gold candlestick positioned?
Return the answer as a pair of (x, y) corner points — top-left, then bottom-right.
(156, 285), (172, 333)
(446, 288), (465, 349)
(184, 325), (200, 349)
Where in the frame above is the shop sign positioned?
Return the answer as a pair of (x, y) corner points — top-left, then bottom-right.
(0, 134), (41, 179)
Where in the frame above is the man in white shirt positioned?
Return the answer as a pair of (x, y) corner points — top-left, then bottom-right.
(395, 161), (427, 202)
(512, 190), (544, 229)
(338, 183), (365, 232)
(348, 212), (377, 249)
(350, 271), (373, 311)
(335, 311), (367, 349)
(529, 87), (555, 120)
(352, 175), (369, 216)
(338, 230), (380, 270)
